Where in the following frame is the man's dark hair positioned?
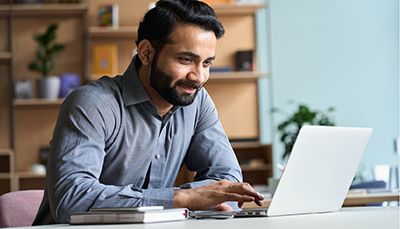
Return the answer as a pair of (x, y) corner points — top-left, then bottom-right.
(135, 0), (225, 67)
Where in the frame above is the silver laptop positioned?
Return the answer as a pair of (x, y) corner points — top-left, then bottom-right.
(195, 126), (373, 218)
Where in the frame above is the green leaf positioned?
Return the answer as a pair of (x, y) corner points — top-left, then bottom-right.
(28, 24), (65, 76)
(51, 44), (65, 52)
(28, 62), (40, 71)
(276, 101), (337, 159)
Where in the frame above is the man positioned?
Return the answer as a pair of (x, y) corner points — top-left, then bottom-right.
(33, 0), (264, 224)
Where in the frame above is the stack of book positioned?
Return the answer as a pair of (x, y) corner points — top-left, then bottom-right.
(70, 206), (188, 225)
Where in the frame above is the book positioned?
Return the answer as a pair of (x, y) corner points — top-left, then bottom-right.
(98, 4), (119, 28)
(92, 44), (118, 76)
(90, 206), (164, 212)
(17, 0), (43, 4)
(70, 208), (188, 224)
(210, 66), (233, 72)
(60, 73), (81, 98)
(236, 50), (254, 71)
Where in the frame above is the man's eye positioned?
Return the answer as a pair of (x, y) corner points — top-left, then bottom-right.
(203, 61), (213, 67)
(179, 58), (192, 63)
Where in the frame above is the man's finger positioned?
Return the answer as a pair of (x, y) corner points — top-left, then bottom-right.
(224, 182), (264, 201)
(213, 203), (233, 212)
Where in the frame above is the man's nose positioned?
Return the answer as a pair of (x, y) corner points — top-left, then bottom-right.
(187, 64), (207, 84)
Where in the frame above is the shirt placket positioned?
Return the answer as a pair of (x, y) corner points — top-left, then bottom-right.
(150, 125), (167, 188)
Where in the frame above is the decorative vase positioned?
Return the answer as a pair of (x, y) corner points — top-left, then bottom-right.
(37, 76), (61, 99)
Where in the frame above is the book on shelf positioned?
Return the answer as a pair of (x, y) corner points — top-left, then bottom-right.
(236, 50), (254, 71)
(17, 0), (43, 4)
(92, 44), (118, 76)
(70, 207), (188, 224)
(210, 66), (233, 72)
(60, 73), (81, 98)
(98, 4), (119, 28)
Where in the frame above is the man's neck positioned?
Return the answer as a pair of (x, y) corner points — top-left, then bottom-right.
(138, 66), (173, 117)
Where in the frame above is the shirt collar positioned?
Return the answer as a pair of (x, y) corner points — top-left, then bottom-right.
(122, 56), (151, 107)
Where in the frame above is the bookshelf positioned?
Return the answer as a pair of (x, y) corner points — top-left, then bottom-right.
(0, 0), (88, 193)
(1, 0), (273, 193)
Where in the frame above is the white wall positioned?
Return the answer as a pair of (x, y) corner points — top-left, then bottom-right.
(258, 0), (399, 180)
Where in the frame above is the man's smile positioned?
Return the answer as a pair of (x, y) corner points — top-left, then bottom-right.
(178, 83), (198, 94)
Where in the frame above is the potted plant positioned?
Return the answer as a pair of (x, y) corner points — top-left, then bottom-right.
(28, 24), (65, 99)
(272, 101), (336, 159)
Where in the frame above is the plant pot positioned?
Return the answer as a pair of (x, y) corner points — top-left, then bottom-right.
(37, 76), (60, 99)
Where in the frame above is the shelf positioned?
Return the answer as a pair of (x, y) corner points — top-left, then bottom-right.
(0, 173), (12, 179)
(13, 98), (64, 107)
(10, 3), (87, 17)
(240, 164), (272, 171)
(209, 71), (269, 83)
(89, 26), (138, 38)
(231, 141), (267, 149)
(0, 5), (10, 16)
(212, 3), (267, 16)
(17, 171), (46, 179)
(0, 52), (12, 62)
(0, 149), (12, 156)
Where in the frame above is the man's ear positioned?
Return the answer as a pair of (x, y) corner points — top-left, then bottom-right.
(137, 39), (155, 66)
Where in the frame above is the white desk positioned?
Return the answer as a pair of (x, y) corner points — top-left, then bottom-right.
(13, 207), (400, 229)
(242, 191), (400, 209)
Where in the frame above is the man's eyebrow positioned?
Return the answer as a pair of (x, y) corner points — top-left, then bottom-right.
(178, 51), (215, 60)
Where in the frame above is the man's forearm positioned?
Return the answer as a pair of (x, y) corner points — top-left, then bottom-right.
(50, 178), (176, 223)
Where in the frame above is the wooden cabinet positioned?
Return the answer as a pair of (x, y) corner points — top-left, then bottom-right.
(0, 150), (17, 195)
(1, 0), (272, 192)
(0, 1), (15, 195)
(231, 142), (272, 185)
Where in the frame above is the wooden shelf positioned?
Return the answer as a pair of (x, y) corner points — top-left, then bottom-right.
(17, 171), (46, 179)
(89, 26), (138, 38)
(231, 141), (267, 149)
(13, 98), (64, 107)
(241, 164), (272, 172)
(209, 71), (269, 83)
(0, 5), (10, 16)
(212, 3), (267, 16)
(11, 3), (87, 16)
(0, 173), (12, 179)
(0, 149), (12, 156)
(0, 52), (12, 62)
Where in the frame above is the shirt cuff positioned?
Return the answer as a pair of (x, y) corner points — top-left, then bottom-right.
(141, 188), (175, 208)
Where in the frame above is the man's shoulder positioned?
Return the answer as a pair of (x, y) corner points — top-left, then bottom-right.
(65, 75), (123, 107)
(178, 87), (217, 123)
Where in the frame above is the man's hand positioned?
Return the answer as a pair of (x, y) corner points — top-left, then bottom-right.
(173, 180), (264, 211)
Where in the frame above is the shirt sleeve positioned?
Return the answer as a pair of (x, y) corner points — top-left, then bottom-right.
(178, 89), (243, 189)
(45, 88), (174, 224)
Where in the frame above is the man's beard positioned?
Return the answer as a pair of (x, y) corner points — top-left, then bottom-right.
(150, 57), (206, 106)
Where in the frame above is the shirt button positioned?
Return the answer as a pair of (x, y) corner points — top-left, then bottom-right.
(156, 154), (161, 159)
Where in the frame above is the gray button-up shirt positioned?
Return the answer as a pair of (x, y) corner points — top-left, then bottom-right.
(33, 58), (242, 224)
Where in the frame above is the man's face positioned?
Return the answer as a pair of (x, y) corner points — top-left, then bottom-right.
(149, 24), (217, 106)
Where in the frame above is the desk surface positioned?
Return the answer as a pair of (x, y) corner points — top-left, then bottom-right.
(243, 191), (400, 209)
(12, 207), (400, 229)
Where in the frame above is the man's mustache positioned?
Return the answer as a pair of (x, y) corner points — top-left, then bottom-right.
(175, 79), (207, 90)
